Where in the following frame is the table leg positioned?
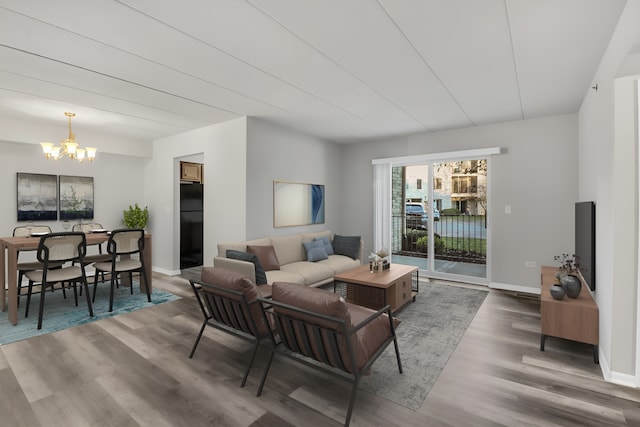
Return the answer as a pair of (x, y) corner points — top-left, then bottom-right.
(142, 238), (152, 294)
(7, 246), (18, 325)
(0, 242), (6, 312)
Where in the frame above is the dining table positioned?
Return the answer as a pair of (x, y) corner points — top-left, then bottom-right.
(0, 231), (152, 325)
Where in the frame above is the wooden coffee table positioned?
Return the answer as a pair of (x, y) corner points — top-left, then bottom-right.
(334, 264), (418, 312)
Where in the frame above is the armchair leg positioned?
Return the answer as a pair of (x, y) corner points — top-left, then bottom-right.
(189, 320), (208, 358)
(392, 337), (403, 374)
(241, 342), (261, 388)
(256, 349), (275, 397)
(344, 379), (361, 427)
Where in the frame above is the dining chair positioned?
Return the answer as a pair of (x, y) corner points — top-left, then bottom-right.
(92, 228), (151, 312)
(24, 232), (94, 330)
(12, 225), (63, 306)
(72, 223), (111, 279)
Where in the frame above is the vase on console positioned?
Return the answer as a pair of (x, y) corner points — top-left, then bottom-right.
(560, 274), (581, 298)
(549, 284), (565, 300)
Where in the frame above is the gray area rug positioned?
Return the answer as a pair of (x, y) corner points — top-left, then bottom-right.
(359, 281), (488, 410)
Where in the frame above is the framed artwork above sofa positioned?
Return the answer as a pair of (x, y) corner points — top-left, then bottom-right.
(273, 180), (325, 227)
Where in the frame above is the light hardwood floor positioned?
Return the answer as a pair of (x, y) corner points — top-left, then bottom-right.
(2, 271), (640, 426)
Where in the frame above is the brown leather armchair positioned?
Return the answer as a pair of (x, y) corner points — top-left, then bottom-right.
(189, 267), (275, 395)
(258, 281), (402, 427)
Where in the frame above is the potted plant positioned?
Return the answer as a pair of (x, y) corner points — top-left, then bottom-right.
(553, 253), (583, 298)
(123, 203), (149, 229)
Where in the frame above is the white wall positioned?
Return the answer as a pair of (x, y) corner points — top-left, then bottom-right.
(0, 140), (145, 240)
(147, 117), (247, 274)
(341, 114), (579, 291)
(245, 117), (344, 240)
(579, 0), (640, 382)
(0, 115), (152, 158)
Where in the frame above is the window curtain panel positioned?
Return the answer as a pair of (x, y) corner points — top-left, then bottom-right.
(372, 162), (391, 253)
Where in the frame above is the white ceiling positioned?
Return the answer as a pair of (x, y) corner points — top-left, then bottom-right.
(0, 0), (628, 145)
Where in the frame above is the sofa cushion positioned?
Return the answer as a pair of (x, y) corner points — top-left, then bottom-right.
(226, 250), (268, 285)
(200, 267), (269, 337)
(217, 242), (247, 257)
(281, 261), (334, 285)
(332, 235), (361, 260)
(318, 254), (361, 274)
(313, 236), (334, 256)
(266, 269), (306, 285)
(303, 239), (329, 262)
(271, 234), (305, 265)
(245, 237), (272, 247)
(247, 245), (280, 271)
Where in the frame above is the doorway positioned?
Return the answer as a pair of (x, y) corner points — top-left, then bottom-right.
(180, 161), (204, 269)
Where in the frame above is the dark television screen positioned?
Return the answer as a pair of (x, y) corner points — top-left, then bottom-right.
(575, 201), (595, 291)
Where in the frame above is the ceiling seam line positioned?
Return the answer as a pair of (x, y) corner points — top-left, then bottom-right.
(376, 0), (475, 127)
(246, 0), (430, 131)
(115, 0), (378, 128)
(0, 44), (249, 117)
(0, 6), (290, 116)
(0, 84), (197, 132)
(503, 0), (525, 120)
(0, 68), (223, 126)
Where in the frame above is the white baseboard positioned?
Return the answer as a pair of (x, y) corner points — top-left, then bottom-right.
(152, 266), (181, 276)
(490, 281), (540, 295)
(600, 353), (639, 388)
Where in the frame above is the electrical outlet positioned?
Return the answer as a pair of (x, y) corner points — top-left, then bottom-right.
(525, 261), (536, 268)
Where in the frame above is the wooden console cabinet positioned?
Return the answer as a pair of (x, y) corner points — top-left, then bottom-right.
(540, 265), (599, 363)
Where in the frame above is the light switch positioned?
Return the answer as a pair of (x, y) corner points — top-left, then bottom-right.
(505, 205), (511, 214)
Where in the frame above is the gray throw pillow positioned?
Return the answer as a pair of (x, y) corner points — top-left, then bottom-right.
(226, 250), (268, 285)
(313, 236), (334, 256)
(303, 240), (328, 262)
(332, 235), (361, 260)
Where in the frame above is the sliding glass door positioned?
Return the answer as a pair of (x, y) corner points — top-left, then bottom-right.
(389, 157), (489, 284)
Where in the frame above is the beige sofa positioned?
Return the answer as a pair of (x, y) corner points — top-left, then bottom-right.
(214, 230), (362, 287)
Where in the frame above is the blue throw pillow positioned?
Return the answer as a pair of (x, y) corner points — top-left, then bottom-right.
(226, 250), (268, 285)
(332, 235), (361, 260)
(303, 240), (329, 262)
(313, 236), (334, 256)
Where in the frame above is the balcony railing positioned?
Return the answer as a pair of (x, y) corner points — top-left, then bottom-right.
(392, 214), (486, 264)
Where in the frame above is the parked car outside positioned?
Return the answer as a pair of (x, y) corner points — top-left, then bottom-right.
(405, 203), (439, 229)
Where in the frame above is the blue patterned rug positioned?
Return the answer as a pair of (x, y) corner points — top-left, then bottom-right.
(0, 282), (180, 345)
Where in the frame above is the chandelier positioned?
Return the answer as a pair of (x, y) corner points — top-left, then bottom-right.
(40, 112), (97, 162)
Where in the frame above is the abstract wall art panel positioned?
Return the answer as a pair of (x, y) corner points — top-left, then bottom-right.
(16, 173), (58, 221)
(59, 175), (94, 220)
